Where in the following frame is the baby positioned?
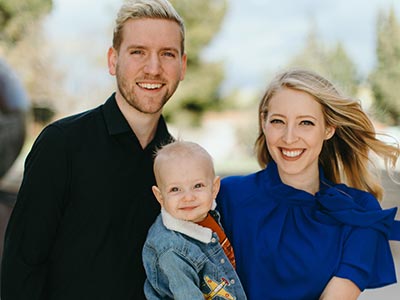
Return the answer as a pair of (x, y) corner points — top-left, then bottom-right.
(142, 141), (247, 299)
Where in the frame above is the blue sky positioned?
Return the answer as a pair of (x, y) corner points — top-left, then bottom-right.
(45, 0), (400, 95)
(204, 0), (400, 92)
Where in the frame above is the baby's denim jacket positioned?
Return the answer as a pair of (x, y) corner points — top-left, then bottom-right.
(142, 208), (247, 299)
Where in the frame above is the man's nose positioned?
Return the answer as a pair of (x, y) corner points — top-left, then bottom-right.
(143, 54), (162, 75)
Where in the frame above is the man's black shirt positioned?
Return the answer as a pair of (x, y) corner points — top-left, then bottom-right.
(1, 94), (173, 299)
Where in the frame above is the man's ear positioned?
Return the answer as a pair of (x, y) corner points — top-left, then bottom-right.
(107, 47), (117, 76)
(152, 186), (164, 206)
(179, 53), (187, 81)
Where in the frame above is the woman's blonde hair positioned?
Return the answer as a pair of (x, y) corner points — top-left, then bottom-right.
(255, 68), (400, 200)
(112, 0), (185, 53)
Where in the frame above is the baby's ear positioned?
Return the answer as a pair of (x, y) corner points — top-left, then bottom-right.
(152, 186), (164, 206)
(212, 176), (221, 199)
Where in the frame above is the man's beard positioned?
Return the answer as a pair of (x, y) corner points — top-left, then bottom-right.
(116, 70), (170, 115)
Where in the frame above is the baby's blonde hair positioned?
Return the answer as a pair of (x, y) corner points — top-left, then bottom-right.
(153, 141), (215, 184)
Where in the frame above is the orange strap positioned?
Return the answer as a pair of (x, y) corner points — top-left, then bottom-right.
(197, 213), (236, 269)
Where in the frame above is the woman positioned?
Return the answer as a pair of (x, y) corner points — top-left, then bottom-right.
(217, 69), (400, 300)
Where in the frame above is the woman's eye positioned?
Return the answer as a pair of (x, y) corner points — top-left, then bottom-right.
(270, 119), (284, 124)
(301, 120), (315, 126)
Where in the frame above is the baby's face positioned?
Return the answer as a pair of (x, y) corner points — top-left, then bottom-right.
(152, 155), (219, 222)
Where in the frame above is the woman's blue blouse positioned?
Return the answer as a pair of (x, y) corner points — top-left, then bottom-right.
(217, 161), (400, 300)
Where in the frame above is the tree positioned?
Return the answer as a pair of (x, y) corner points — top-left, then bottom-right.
(165, 0), (227, 126)
(290, 24), (326, 72)
(289, 20), (359, 96)
(369, 7), (400, 125)
(0, 0), (52, 48)
(7, 21), (63, 123)
(0, 0), (57, 125)
(325, 43), (359, 96)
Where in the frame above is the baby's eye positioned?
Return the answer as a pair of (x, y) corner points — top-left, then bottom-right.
(169, 187), (179, 192)
(194, 183), (204, 189)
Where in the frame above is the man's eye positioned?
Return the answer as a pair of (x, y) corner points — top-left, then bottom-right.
(163, 51), (176, 58)
(130, 50), (143, 55)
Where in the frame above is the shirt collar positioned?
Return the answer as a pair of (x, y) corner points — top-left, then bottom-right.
(161, 208), (213, 244)
(101, 93), (173, 147)
(102, 93), (131, 135)
(266, 160), (330, 190)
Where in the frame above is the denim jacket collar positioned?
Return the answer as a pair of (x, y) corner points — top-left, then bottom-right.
(161, 205), (217, 244)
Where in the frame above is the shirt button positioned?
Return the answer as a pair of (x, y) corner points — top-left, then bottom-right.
(220, 258), (225, 264)
(211, 237), (217, 243)
(230, 279), (235, 285)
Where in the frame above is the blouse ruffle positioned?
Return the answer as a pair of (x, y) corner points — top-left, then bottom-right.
(315, 185), (400, 241)
(263, 162), (400, 243)
(313, 184), (400, 289)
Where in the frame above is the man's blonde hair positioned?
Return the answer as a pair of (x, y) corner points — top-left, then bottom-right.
(112, 0), (185, 53)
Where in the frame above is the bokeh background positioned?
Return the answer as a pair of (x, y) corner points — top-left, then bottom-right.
(1, 0), (400, 298)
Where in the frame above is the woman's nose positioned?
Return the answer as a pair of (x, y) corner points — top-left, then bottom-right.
(282, 126), (299, 144)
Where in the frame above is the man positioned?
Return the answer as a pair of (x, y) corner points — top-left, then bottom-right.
(1, 0), (186, 299)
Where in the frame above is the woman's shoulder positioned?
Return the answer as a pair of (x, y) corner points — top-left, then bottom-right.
(220, 169), (266, 190)
(316, 183), (399, 236)
(328, 183), (381, 211)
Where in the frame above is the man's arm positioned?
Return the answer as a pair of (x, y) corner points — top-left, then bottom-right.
(1, 125), (69, 299)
